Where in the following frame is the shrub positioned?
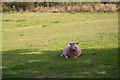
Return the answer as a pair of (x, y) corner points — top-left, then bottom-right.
(2, 2), (119, 12)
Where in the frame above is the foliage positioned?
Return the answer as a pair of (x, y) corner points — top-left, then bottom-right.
(2, 2), (12, 12)
(2, 2), (119, 12)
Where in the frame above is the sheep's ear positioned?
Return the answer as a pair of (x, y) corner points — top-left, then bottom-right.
(69, 42), (72, 45)
(76, 42), (79, 44)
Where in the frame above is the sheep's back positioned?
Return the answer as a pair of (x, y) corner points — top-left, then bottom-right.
(63, 45), (70, 55)
(76, 46), (81, 56)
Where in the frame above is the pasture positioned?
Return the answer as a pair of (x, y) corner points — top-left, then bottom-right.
(2, 12), (118, 78)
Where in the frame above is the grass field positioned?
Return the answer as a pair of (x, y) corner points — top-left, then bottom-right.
(2, 12), (118, 78)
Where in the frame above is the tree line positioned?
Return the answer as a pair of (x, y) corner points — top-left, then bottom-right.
(2, 2), (120, 12)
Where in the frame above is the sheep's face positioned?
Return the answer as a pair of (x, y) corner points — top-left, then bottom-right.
(69, 42), (79, 51)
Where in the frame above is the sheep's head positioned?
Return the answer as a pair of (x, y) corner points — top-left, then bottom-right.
(69, 42), (79, 51)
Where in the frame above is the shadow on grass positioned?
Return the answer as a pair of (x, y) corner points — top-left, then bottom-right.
(2, 48), (118, 78)
(2, 48), (118, 59)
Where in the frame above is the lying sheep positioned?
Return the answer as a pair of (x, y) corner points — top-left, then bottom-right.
(61, 42), (81, 58)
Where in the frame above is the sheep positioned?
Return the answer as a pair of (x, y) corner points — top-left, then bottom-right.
(61, 42), (81, 58)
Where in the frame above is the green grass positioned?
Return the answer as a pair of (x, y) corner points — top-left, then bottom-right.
(2, 12), (118, 78)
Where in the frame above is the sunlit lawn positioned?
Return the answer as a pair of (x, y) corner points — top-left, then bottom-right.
(2, 12), (118, 78)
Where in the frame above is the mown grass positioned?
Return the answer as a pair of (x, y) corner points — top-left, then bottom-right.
(2, 12), (118, 78)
